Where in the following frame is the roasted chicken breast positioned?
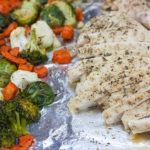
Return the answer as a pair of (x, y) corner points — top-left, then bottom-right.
(67, 12), (150, 134)
(102, 0), (150, 29)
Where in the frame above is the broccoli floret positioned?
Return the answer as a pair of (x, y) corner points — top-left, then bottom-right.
(0, 13), (10, 32)
(0, 59), (17, 88)
(22, 81), (55, 108)
(2, 100), (28, 137)
(10, 1), (39, 25)
(0, 102), (8, 125)
(2, 100), (40, 137)
(17, 99), (41, 123)
(0, 99), (41, 148)
(20, 29), (48, 65)
(0, 128), (16, 148)
(40, 5), (65, 28)
(10, 111), (29, 138)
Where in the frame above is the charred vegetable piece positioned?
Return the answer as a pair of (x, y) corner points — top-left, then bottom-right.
(0, 13), (10, 32)
(17, 99), (41, 123)
(20, 29), (48, 65)
(40, 4), (65, 28)
(1, 100), (28, 137)
(0, 99), (41, 139)
(0, 59), (17, 88)
(10, 1), (39, 25)
(52, 1), (76, 26)
(0, 127), (16, 148)
(0, 102), (7, 125)
(22, 81), (55, 107)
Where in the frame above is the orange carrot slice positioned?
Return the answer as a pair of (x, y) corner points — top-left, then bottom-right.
(24, 25), (31, 37)
(53, 27), (64, 34)
(33, 65), (48, 78)
(9, 47), (19, 57)
(52, 49), (71, 64)
(0, 39), (6, 46)
(2, 82), (18, 100)
(61, 25), (74, 40)
(4, 22), (18, 37)
(0, 33), (5, 39)
(18, 63), (34, 72)
(1, 46), (26, 64)
(75, 8), (83, 21)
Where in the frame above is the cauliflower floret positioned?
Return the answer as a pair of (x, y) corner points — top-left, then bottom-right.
(11, 70), (41, 91)
(10, 27), (29, 51)
(31, 20), (61, 49)
(10, 21), (61, 52)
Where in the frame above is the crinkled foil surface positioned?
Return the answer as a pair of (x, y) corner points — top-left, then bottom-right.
(28, 1), (150, 150)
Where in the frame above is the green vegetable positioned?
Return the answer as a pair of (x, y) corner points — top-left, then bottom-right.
(52, 1), (76, 26)
(0, 59), (17, 88)
(0, 59), (17, 75)
(0, 127), (16, 148)
(0, 101), (8, 125)
(46, 45), (53, 52)
(0, 96), (41, 147)
(1, 100), (28, 137)
(10, 1), (39, 25)
(0, 99), (41, 138)
(0, 13), (10, 32)
(0, 72), (10, 88)
(22, 81), (55, 107)
(30, 0), (47, 5)
(40, 4), (65, 28)
(20, 29), (48, 65)
(17, 99), (41, 123)
(39, 0), (48, 5)
(66, 0), (73, 3)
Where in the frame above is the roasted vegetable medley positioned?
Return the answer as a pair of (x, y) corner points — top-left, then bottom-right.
(0, 81), (54, 148)
(0, 0), (84, 149)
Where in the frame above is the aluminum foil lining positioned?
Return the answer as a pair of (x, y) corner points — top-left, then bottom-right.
(27, 1), (150, 150)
